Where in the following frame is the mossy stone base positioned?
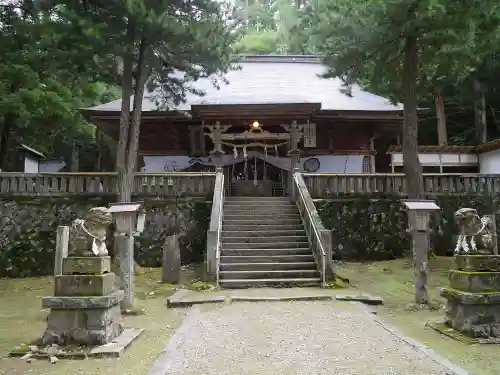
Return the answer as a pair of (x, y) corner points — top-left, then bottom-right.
(443, 299), (500, 338)
(426, 322), (500, 344)
(54, 273), (115, 296)
(62, 256), (111, 275)
(454, 255), (500, 272)
(441, 287), (500, 304)
(42, 304), (123, 345)
(449, 270), (500, 293)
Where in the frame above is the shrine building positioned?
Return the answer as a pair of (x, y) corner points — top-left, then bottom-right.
(84, 55), (404, 177)
(83, 55), (483, 194)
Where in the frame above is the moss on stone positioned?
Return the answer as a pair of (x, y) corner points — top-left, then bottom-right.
(188, 281), (218, 291)
(0, 198), (211, 277)
(315, 194), (500, 261)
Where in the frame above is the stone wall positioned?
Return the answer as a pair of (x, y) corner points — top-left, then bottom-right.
(315, 195), (499, 260)
(0, 198), (211, 277)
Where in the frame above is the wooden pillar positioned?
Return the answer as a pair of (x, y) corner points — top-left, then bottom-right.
(188, 126), (196, 155)
(474, 79), (487, 143)
(95, 128), (103, 171)
(435, 89), (447, 146)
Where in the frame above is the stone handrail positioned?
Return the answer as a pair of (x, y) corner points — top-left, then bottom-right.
(302, 173), (500, 198)
(205, 169), (224, 282)
(292, 171), (333, 286)
(0, 172), (216, 197)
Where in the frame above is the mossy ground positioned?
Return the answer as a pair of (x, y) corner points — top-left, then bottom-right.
(338, 257), (500, 375)
(0, 268), (189, 375)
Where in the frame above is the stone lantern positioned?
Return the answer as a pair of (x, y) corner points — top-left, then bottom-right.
(402, 199), (441, 303)
(403, 200), (441, 233)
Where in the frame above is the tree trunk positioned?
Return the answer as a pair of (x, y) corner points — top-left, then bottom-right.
(116, 35), (134, 202)
(95, 128), (102, 171)
(435, 87), (447, 146)
(402, 36), (428, 305)
(0, 115), (13, 171)
(474, 79), (487, 144)
(70, 141), (79, 172)
(125, 39), (150, 185)
(402, 36), (424, 199)
(115, 39), (150, 310)
(112, 25), (136, 310)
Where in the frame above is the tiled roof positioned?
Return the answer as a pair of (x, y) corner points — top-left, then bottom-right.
(84, 55), (402, 113)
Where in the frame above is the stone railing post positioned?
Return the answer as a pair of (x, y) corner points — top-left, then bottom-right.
(289, 168), (300, 202)
(54, 226), (69, 276)
(205, 168), (224, 281)
(294, 172), (335, 281)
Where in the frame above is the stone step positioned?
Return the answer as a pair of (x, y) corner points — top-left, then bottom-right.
(225, 197), (290, 201)
(219, 270), (319, 280)
(219, 262), (317, 271)
(222, 230), (307, 238)
(219, 278), (321, 288)
(221, 248), (312, 256)
(222, 236), (308, 244)
(223, 223), (305, 231)
(220, 254), (314, 263)
(224, 213), (301, 220)
(223, 206), (298, 213)
(224, 200), (294, 206)
(223, 218), (302, 225)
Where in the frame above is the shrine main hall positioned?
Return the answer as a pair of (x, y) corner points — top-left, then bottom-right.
(83, 55), (404, 194)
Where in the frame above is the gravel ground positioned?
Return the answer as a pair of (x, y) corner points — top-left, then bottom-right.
(159, 301), (453, 375)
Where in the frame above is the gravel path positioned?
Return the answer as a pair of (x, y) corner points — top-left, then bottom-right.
(156, 301), (453, 375)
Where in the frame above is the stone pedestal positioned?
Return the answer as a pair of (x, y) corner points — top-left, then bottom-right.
(41, 256), (124, 346)
(441, 255), (500, 338)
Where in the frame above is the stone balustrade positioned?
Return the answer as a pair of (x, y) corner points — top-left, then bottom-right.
(303, 173), (500, 198)
(0, 172), (216, 197)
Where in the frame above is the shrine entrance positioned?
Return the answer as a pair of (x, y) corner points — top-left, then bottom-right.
(204, 120), (304, 197)
(227, 157), (286, 196)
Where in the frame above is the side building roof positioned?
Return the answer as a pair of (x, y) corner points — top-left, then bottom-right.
(83, 55), (402, 115)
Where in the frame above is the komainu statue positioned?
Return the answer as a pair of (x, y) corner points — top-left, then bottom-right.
(69, 207), (112, 257)
(454, 208), (494, 254)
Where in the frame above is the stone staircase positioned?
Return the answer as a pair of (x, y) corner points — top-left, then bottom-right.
(219, 196), (320, 288)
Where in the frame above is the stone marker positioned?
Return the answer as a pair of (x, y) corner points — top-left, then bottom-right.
(440, 254), (500, 339)
(162, 234), (181, 283)
(54, 226), (69, 276)
(41, 207), (124, 346)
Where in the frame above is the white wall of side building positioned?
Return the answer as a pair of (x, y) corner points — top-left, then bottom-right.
(479, 150), (500, 174)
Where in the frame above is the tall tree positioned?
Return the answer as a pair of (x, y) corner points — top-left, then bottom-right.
(0, 1), (118, 171)
(310, 0), (500, 303)
(56, 0), (237, 308)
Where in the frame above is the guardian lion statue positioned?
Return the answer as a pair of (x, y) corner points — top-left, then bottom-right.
(454, 208), (494, 254)
(69, 207), (112, 257)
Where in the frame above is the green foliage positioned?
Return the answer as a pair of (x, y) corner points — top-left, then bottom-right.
(308, 0), (500, 101)
(235, 30), (282, 54)
(0, 2), (119, 170)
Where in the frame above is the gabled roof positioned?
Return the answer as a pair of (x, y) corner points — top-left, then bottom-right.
(19, 144), (46, 159)
(84, 55), (402, 114)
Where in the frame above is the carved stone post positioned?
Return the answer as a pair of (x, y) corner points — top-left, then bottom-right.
(42, 207), (124, 346)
